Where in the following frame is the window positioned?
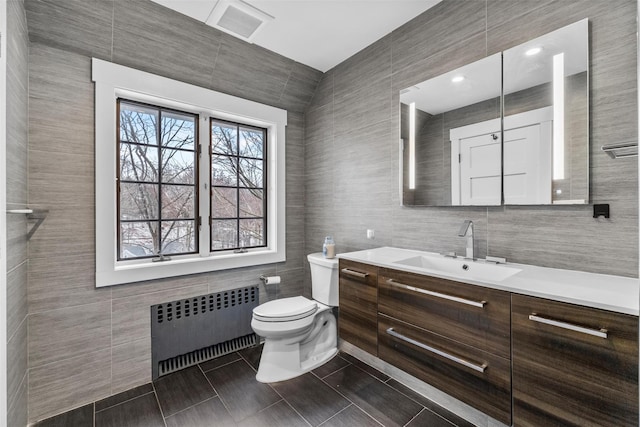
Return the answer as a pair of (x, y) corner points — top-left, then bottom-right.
(210, 119), (267, 251)
(93, 59), (286, 287)
(118, 100), (199, 260)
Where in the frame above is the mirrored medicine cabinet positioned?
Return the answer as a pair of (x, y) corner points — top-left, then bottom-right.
(400, 19), (589, 207)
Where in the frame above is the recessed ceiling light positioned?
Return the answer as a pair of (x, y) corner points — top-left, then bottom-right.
(451, 75), (465, 83)
(525, 47), (542, 56)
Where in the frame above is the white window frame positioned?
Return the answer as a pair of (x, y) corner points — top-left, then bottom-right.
(92, 58), (286, 287)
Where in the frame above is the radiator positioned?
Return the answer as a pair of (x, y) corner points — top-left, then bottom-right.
(151, 286), (259, 379)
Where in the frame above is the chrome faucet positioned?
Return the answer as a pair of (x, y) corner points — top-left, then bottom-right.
(458, 220), (474, 260)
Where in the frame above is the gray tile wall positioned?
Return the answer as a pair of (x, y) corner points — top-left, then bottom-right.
(24, 0), (320, 422)
(6, 0), (29, 426)
(304, 0), (638, 285)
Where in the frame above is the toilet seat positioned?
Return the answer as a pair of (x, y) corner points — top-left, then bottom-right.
(252, 296), (318, 322)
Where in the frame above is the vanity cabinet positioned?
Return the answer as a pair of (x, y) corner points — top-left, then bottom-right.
(377, 268), (512, 424)
(512, 294), (638, 427)
(338, 260), (378, 356)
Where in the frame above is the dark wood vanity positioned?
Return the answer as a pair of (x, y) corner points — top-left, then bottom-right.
(338, 259), (379, 356)
(339, 260), (639, 426)
(512, 295), (638, 426)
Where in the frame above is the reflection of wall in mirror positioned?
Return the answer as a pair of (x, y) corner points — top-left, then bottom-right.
(401, 71), (586, 206)
(504, 71), (588, 204)
(401, 98), (500, 206)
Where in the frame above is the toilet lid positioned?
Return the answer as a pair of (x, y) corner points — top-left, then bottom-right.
(253, 296), (318, 322)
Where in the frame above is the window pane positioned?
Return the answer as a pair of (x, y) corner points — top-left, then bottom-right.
(238, 158), (263, 188)
(211, 121), (237, 155)
(161, 111), (195, 150)
(120, 221), (158, 258)
(211, 220), (238, 250)
(212, 155), (237, 186)
(120, 102), (158, 145)
(239, 127), (264, 158)
(212, 187), (237, 218)
(162, 148), (195, 184)
(161, 185), (195, 219)
(120, 142), (159, 182)
(120, 182), (159, 220)
(239, 219), (264, 247)
(239, 188), (263, 217)
(160, 220), (196, 254)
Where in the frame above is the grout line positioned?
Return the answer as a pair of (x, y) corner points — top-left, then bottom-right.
(315, 363), (397, 427)
(162, 396), (219, 420)
(6, 314), (27, 350)
(198, 354), (242, 373)
(280, 398), (313, 427)
(197, 363), (219, 397)
(278, 66), (294, 105)
(237, 348), (259, 373)
(110, 0), (115, 61)
(317, 404), (353, 426)
(150, 382), (169, 427)
(485, 0), (488, 56)
(198, 359), (238, 420)
(318, 403), (356, 427)
(6, 258), (27, 275)
(404, 407), (425, 427)
(94, 389), (156, 414)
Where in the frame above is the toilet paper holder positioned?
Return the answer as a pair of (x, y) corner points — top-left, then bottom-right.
(259, 275), (281, 285)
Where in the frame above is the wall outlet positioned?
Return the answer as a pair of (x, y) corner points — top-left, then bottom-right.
(367, 229), (375, 239)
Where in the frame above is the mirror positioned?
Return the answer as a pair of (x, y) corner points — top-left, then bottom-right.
(503, 18), (588, 205)
(400, 19), (589, 206)
(400, 54), (502, 206)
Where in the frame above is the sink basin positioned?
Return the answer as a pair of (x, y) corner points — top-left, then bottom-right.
(394, 255), (521, 282)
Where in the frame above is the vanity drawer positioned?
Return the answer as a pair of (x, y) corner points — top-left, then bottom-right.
(512, 294), (638, 427)
(379, 314), (511, 425)
(378, 267), (511, 359)
(339, 260), (378, 356)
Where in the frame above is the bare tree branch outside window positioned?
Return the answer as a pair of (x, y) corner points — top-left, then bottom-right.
(211, 119), (267, 251)
(117, 100), (198, 260)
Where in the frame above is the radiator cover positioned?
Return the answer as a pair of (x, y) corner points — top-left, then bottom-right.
(151, 286), (259, 379)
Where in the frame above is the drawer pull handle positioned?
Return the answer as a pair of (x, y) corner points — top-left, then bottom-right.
(386, 279), (486, 308)
(341, 268), (369, 278)
(528, 314), (608, 339)
(386, 327), (487, 373)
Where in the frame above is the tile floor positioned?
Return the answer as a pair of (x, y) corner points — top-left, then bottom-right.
(33, 345), (475, 427)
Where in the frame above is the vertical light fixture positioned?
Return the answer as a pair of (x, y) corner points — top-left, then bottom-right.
(553, 52), (565, 180)
(409, 102), (416, 189)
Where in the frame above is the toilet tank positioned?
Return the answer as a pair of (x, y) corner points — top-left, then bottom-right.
(307, 253), (339, 306)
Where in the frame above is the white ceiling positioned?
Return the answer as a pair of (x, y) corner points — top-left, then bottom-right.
(151, 0), (442, 72)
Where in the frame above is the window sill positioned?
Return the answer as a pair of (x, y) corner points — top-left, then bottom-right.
(97, 248), (285, 287)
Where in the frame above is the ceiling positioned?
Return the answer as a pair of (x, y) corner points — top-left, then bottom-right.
(151, 0), (442, 72)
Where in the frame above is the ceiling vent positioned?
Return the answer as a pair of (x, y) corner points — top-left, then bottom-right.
(206, 0), (274, 43)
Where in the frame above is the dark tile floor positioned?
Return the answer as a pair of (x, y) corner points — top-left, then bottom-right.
(34, 345), (475, 427)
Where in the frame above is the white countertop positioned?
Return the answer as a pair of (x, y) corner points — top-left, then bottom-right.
(337, 247), (639, 316)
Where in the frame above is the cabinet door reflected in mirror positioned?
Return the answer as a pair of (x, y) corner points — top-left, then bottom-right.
(400, 19), (589, 207)
(503, 18), (588, 205)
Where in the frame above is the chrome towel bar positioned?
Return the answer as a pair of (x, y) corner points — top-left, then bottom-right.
(601, 142), (637, 159)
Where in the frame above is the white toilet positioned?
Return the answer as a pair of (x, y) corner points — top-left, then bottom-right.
(251, 253), (339, 383)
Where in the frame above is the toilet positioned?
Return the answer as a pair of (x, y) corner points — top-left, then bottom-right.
(251, 252), (339, 383)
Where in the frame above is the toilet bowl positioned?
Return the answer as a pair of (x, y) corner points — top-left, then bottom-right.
(251, 253), (339, 383)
